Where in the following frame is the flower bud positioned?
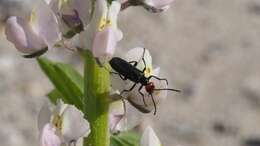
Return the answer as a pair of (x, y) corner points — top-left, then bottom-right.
(5, 16), (47, 57)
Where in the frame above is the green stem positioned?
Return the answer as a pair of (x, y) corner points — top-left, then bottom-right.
(83, 51), (110, 146)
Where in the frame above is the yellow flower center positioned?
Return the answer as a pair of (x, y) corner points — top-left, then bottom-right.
(52, 114), (63, 131)
(98, 16), (112, 31)
(59, 0), (69, 10)
(144, 67), (152, 77)
(29, 8), (37, 24)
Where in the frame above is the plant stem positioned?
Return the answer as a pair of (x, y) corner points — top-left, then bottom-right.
(83, 51), (110, 146)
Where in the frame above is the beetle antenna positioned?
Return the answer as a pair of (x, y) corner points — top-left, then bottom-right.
(150, 93), (157, 115)
(154, 88), (181, 92)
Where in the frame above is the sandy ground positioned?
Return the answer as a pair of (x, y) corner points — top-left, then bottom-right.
(1, 0), (260, 146)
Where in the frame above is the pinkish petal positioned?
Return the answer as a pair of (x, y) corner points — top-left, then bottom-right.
(61, 105), (90, 143)
(145, 0), (174, 9)
(124, 47), (152, 74)
(109, 114), (124, 132)
(108, 1), (121, 29)
(92, 27), (120, 59)
(41, 124), (61, 146)
(109, 100), (125, 132)
(152, 67), (160, 76)
(38, 101), (52, 132)
(5, 16), (47, 54)
(140, 126), (161, 146)
(34, 0), (61, 48)
(73, 0), (91, 25)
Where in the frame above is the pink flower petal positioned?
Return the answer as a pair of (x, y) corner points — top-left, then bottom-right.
(5, 16), (47, 54)
(38, 101), (52, 132)
(41, 124), (61, 146)
(145, 0), (174, 9)
(92, 27), (120, 59)
(35, 0), (61, 48)
(109, 100), (125, 132)
(141, 126), (161, 146)
(61, 105), (90, 143)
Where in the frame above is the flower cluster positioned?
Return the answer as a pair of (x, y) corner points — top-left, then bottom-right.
(38, 100), (90, 146)
(4, 0), (174, 59)
(3, 0), (177, 146)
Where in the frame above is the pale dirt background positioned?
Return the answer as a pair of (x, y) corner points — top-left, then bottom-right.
(1, 0), (260, 146)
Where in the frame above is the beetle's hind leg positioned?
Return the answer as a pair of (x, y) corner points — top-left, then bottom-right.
(110, 72), (127, 80)
(120, 83), (137, 96)
(141, 48), (147, 73)
(150, 93), (157, 115)
(138, 85), (147, 106)
(148, 75), (168, 85)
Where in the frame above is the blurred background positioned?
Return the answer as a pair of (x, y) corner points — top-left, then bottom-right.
(1, 0), (260, 146)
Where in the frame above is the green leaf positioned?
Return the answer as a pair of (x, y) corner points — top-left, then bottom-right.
(37, 58), (84, 110)
(110, 132), (141, 146)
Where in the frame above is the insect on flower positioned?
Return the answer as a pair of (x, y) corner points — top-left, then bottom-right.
(109, 48), (181, 115)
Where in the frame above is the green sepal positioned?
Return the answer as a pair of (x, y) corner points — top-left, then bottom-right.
(110, 132), (141, 146)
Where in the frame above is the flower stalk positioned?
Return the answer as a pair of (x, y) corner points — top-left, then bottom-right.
(83, 50), (110, 146)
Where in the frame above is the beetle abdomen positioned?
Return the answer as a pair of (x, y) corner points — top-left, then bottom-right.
(109, 57), (143, 82)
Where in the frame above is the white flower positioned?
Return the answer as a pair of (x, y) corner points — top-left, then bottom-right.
(4, 0), (60, 57)
(141, 126), (162, 146)
(109, 98), (144, 133)
(79, 0), (122, 60)
(38, 100), (90, 146)
(121, 47), (169, 114)
(47, 0), (91, 38)
(109, 99), (125, 133)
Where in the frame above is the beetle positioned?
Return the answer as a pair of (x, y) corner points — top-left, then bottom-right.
(109, 48), (180, 115)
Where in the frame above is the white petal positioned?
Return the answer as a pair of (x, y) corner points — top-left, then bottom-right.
(61, 105), (90, 142)
(5, 16), (47, 53)
(55, 99), (68, 115)
(44, 0), (52, 5)
(38, 101), (52, 132)
(79, 0), (108, 50)
(152, 67), (160, 76)
(73, 0), (91, 25)
(97, 0), (108, 19)
(123, 101), (143, 130)
(110, 100), (125, 116)
(33, 0), (61, 48)
(92, 27), (120, 59)
(141, 126), (161, 146)
(79, 26), (93, 50)
(108, 1), (121, 29)
(41, 123), (62, 146)
(124, 47), (152, 72)
(144, 0), (174, 9)
(109, 100), (125, 132)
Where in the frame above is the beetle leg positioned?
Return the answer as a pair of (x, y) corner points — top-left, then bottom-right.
(141, 48), (147, 73)
(148, 75), (168, 85)
(120, 83), (137, 95)
(138, 85), (147, 106)
(150, 93), (157, 115)
(110, 72), (127, 81)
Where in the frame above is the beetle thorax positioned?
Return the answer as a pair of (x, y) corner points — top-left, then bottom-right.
(145, 82), (155, 94)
